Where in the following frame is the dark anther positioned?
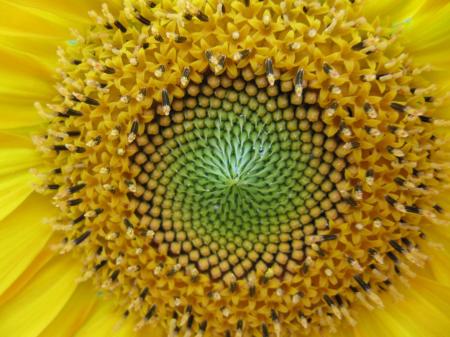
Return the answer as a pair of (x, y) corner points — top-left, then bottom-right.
(265, 58), (274, 77)
(237, 320), (243, 330)
(162, 88), (170, 107)
(229, 281), (237, 292)
(147, 1), (156, 8)
(394, 177), (405, 186)
(143, 42), (150, 49)
(53, 145), (68, 152)
(383, 279), (392, 286)
(384, 195), (396, 206)
(390, 102), (407, 113)
(424, 96), (434, 103)
(321, 234), (338, 241)
(349, 286), (358, 293)
(103, 66), (116, 74)
(349, 141), (360, 149)
(72, 214), (85, 224)
(334, 294), (343, 306)
(195, 11), (209, 22)
(401, 238), (413, 247)
(184, 13), (193, 20)
(123, 310), (130, 318)
(175, 35), (187, 43)
(96, 246), (103, 255)
(145, 304), (157, 320)
(323, 63), (333, 74)
(295, 68), (304, 86)
(172, 311), (179, 320)
(72, 59), (82, 65)
(433, 204), (444, 213)
(140, 287), (149, 299)
(249, 285), (256, 297)
(154, 34), (164, 42)
(114, 20), (127, 33)
(419, 115), (432, 123)
(271, 309), (279, 321)
(75, 146), (86, 153)
(110, 269), (120, 281)
(389, 240), (405, 253)
(84, 97), (100, 106)
(352, 41), (365, 50)
(52, 168), (62, 174)
(368, 248), (378, 257)
(94, 260), (107, 271)
(261, 323), (269, 337)
(323, 295), (334, 306)
(69, 183), (86, 194)
(353, 275), (370, 291)
(199, 320), (208, 332)
(130, 120), (139, 135)
(74, 230), (91, 245)
(345, 197), (357, 207)
(136, 14), (151, 25)
(239, 49), (251, 59)
(66, 108), (83, 116)
(48, 184), (60, 190)
(405, 205), (420, 214)
(67, 198), (82, 206)
(187, 315), (194, 328)
(225, 331), (231, 337)
(104, 23), (113, 30)
(244, 0), (250, 6)
(67, 130), (81, 137)
(386, 251), (399, 263)
(124, 218), (134, 228)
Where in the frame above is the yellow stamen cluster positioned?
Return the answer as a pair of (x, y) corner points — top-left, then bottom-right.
(33, 0), (449, 336)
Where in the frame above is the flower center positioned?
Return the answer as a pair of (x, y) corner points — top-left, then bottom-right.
(130, 74), (346, 281)
(32, 0), (449, 336)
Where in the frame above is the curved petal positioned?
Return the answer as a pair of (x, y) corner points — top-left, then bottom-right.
(0, 255), (81, 337)
(363, 0), (450, 87)
(363, 0), (429, 22)
(0, 0), (103, 130)
(38, 282), (98, 337)
(0, 132), (42, 176)
(0, 193), (54, 296)
(74, 298), (165, 337)
(0, 170), (35, 222)
(354, 276), (450, 337)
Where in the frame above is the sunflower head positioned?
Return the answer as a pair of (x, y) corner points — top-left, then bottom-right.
(30, 0), (450, 336)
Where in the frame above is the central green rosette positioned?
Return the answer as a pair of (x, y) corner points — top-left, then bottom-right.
(132, 76), (344, 280)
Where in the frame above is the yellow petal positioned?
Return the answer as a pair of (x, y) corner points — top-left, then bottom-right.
(0, 0), (102, 130)
(0, 170), (35, 222)
(0, 132), (41, 176)
(0, 193), (54, 296)
(38, 282), (97, 337)
(354, 276), (450, 337)
(74, 297), (165, 337)
(0, 255), (81, 337)
(401, 2), (450, 86)
(363, 0), (428, 22)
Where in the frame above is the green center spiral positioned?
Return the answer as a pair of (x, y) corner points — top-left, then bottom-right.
(132, 75), (345, 279)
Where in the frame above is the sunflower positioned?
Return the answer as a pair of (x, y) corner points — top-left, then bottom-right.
(1, 0), (450, 336)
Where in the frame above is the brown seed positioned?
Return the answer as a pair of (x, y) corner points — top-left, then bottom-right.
(187, 84), (200, 96)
